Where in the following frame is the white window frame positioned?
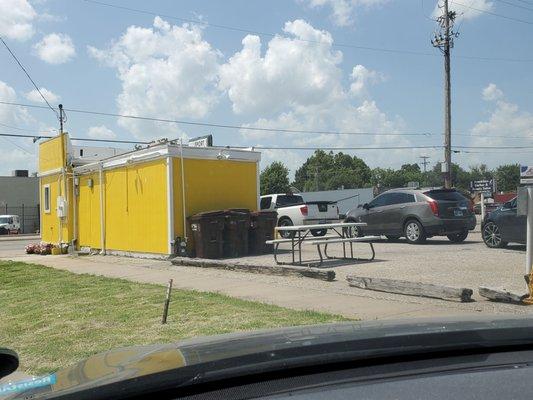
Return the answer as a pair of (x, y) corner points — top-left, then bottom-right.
(43, 184), (51, 214)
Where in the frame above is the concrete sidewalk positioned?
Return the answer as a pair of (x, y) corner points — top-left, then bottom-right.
(7, 253), (529, 320)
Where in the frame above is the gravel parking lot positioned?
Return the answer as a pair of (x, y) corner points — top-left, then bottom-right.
(218, 228), (530, 309)
(4, 228), (533, 319)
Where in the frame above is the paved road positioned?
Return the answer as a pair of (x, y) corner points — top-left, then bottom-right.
(0, 238), (35, 258)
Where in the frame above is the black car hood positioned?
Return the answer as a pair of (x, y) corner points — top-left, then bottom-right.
(5, 315), (533, 399)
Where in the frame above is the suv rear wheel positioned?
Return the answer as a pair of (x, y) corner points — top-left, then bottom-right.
(482, 221), (507, 248)
(447, 229), (468, 243)
(404, 220), (426, 244)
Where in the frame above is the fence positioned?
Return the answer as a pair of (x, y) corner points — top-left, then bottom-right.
(1, 204), (40, 234)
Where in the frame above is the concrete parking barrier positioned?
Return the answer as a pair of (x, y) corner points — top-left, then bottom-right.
(346, 275), (474, 302)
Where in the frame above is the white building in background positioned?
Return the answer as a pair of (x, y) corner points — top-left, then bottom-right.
(300, 188), (374, 216)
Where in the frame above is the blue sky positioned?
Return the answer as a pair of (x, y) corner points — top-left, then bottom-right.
(0, 0), (532, 176)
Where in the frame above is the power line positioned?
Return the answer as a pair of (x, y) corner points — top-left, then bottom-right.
(0, 132), (148, 145)
(493, 0), (533, 12)
(0, 36), (59, 119)
(452, 0), (533, 24)
(0, 100), (432, 137)
(0, 122), (56, 133)
(81, 0), (533, 63)
(241, 145), (443, 150)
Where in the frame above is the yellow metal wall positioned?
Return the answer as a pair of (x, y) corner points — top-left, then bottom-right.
(172, 158), (258, 239)
(76, 173), (101, 249)
(103, 159), (168, 254)
(40, 173), (73, 245)
(39, 134), (67, 174)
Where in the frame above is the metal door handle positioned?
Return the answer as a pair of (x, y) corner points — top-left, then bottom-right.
(376, 210), (383, 213)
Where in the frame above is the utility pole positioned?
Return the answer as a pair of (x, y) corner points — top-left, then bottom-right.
(58, 104), (65, 134)
(419, 156), (430, 173)
(432, 0), (457, 189)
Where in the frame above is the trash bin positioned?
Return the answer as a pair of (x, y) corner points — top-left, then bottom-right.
(223, 209), (251, 258)
(189, 211), (226, 259)
(249, 211), (278, 254)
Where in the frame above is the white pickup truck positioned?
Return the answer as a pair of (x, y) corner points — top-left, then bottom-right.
(260, 193), (339, 237)
(0, 215), (21, 235)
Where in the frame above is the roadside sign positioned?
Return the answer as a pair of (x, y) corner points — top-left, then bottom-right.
(470, 179), (493, 195)
(518, 187), (528, 216)
(521, 165), (533, 185)
(189, 135), (213, 148)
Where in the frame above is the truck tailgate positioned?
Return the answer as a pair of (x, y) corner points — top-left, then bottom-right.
(305, 201), (339, 220)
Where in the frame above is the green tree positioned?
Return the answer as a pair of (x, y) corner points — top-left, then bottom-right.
(260, 161), (290, 195)
(292, 150), (371, 191)
(495, 164), (520, 192)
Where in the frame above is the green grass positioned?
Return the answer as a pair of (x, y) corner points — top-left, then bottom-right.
(0, 261), (348, 375)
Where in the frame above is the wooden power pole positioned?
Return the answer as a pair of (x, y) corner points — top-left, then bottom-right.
(432, 0), (457, 189)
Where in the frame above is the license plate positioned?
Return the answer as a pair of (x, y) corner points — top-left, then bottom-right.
(454, 209), (463, 217)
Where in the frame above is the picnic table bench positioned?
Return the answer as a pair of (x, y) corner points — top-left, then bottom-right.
(266, 222), (380, 266)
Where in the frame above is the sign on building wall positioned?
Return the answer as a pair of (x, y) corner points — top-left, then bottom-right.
(521, 165), (533, 185)
(189, 135), (213, 148)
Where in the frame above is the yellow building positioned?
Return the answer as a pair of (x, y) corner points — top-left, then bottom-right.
(38, 133), (261, 256)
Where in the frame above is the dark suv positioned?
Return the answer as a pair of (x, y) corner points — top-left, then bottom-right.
(482, 197), (525, 248)
(344, 188), (476, 244)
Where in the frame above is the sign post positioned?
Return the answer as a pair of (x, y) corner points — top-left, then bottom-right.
(520, 166), (533, 304)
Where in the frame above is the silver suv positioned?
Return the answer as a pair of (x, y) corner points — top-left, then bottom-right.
(345, 188), (476, 244)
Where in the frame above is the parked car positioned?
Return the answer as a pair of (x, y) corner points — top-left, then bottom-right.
(0, 214), (21, 235)
(482, 197), (525, 248)
(260, 193), (339, 237)
(344, 188), (476, 244)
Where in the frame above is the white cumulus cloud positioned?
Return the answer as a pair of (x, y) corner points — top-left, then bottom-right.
(301, 0), (388, 27)
(221, 20), (413, 170)
(34, 33), (76, 64)
(0, 81), (37, 175)
(349, 64), (385, 97)
(88, 17), (221, 140)
(465, 84), (533, 167)
(24, 87), (60, 104)
(482, 83), (503, 102)
(432, 0), (493, 21)
(219, 19), (344, 116)
(87, 125), (117, 139)
(0, 0), (36, 41)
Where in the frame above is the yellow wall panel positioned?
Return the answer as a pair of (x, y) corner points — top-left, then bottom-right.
(104, 159), (168, 254)
(40, 173), (73, 245)
(39, 134), (67, 173)
(76, 173), (101, 249)
(173, 158), (258, 239)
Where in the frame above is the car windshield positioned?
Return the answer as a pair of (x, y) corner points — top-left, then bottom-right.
(0, 1), (530, 398)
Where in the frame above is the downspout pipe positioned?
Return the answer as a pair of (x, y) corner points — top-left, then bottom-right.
(99, 164), (106, 255)
(180, 139), (187, 242)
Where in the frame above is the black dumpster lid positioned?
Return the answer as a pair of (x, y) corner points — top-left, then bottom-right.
(190, 210), (226, 219)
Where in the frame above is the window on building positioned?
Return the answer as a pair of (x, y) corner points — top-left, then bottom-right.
(43, 185), (51, 213)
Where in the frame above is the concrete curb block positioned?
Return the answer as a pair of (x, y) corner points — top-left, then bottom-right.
(346, 275), (474, 302)
(478, 286), (528, 305)
(171, 257), (336, 281)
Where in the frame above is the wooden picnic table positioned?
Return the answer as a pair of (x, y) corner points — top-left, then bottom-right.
(266, 222), (379, 267)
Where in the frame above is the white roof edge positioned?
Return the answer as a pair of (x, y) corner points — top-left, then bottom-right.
(72, 144), (260, 174)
